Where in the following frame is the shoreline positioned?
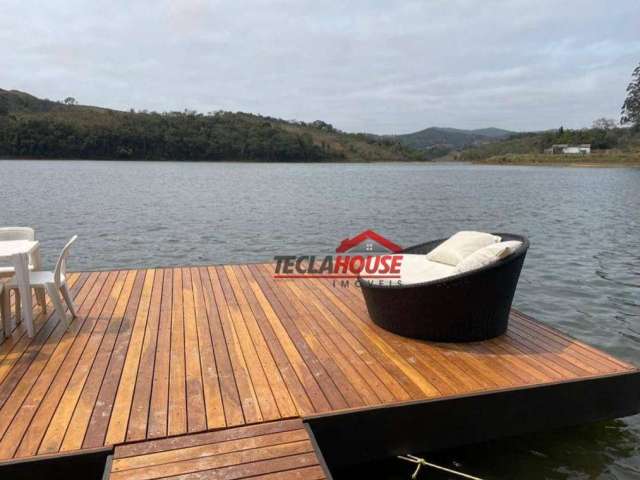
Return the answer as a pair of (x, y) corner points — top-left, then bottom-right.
(466, 153), (640, 168)
(473, 160), (640, 168)
(2, 156), (640, 168)
(0, 156), (430, 164)
(472, 160), (640, 168)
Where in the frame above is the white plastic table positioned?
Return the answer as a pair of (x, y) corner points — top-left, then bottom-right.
(0, 240), (42, 337)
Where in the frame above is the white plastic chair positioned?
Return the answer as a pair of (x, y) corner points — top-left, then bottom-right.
(0, 227), (36, 278)
(3, 236), (78, 331)
(0, 226), (46, 317)
(0, 227), (35, 241)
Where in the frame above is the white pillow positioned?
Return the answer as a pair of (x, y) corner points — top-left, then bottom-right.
(454, 240), (522, 274)
(400, 255), (456, 285)
(359, 255), (456, 286)
(426, 231), (501, 266)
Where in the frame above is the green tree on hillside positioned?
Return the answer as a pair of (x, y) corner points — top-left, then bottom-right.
(0, 96), (7, 116)
(592, 118), (616, 130)
(0, 89), (421, 162)
(621, 63), (640, 127)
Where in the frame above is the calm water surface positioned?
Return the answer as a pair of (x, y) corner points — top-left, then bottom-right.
(1, 160), (639, 479)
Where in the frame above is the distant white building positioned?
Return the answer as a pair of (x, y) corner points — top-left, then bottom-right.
(545, 144), (591, 155)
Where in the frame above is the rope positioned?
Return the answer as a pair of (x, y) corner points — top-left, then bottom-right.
(397, 454), (484, 480)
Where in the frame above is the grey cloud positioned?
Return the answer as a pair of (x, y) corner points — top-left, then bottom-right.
(1, 0), (639, 133)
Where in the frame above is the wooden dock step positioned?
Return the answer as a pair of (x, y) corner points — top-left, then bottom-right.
(111, 419), (325, 480)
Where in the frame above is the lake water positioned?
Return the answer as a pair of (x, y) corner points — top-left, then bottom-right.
(1, 160), (639, 479)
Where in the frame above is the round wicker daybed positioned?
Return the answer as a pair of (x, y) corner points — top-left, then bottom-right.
(360, 233), (529, 342)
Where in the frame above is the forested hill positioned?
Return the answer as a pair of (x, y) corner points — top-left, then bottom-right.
(389, 126), (514, 157)
(459, 126), (640, 162)
(0, 89), (421, 162)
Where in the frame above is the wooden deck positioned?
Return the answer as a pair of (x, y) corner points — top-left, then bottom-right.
(0, 263), (638, 474)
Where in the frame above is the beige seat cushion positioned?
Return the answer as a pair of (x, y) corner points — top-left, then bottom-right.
(454, 241), (523, 274)
(361, 254), (456, 286)
(401, 256), (456, 285)
(426, 231), (501, 266)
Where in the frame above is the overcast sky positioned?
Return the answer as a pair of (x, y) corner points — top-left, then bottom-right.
(1, 0), (639, 134)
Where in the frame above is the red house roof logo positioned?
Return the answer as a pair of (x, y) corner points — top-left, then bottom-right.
(336, 229), (402, 254)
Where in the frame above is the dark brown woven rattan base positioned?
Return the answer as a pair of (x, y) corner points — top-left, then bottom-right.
(360, 233), (528, 342)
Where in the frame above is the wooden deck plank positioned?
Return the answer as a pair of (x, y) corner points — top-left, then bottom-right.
(239, 265), (321, 415)
(114, 418), (303, 459)
(112, 441), (314, 480)
(511, 314), (628, 373)
(168, 268), (187, 436)
(335, 278), (540, 388)
(111, 420), (319, 480)
(0, 273), (96, 440)
(0, 263), (636, 467)
(114, 418), (304, 459)
(198, 267), (243, 427)
(182, 268), (207, 433)
(112, 430), (310, 471)
(190, 267), (226, 430)
(103, 269), (154, 445)
(208, 267), (262, 424)
(124, 269), (162, 443)
(82, 269), (152, 448)
(116, 453), (323, 480)
(512, 310), (633, 369)
(217, 266), (280, 422)
(225, 266), (297, 419)
(235, 265), (313, 416)
(504, 327), (591, 378)
(0, 270), (112, 458)
(245, 465), (326, 480)
(61, 269), (146, 451)
(306, 275), (442, 397)
(287, 275), (409, 402)
(295, 278), (413, 401)
(15, 270), (127, 458)
(312, 277), (476, 396)
(148, 269), (173, 439)
(244, 267), (362, 409)
(37, 270), (136, 454)
(335, 279), (624, 385)
(247, 265), (343, 411)
(276, 277), (378, 407)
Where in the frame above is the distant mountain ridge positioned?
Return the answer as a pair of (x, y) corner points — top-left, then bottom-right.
(390, 126), (516, 156)
(467, 127), (514, 138)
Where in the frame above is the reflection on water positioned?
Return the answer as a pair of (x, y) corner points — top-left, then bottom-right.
(1, 160), (639, 478)
(335, 420), (639, 479)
